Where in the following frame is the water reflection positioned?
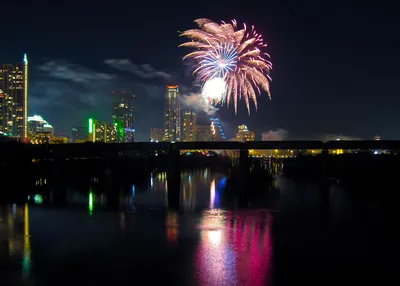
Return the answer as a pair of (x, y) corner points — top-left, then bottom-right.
(182, 172), (197, 211)
(88, 190), (94, 215)
(7, 206), (16, 256)
(166, 212), (179, 245)
(196, 210), (273, 285)
(179, 170), (226, 211)
(0, 162), (393, 284)
(0, 204), (32, 281)
(23, 204), (31, 278)
(210, 180), (216, 209)
(27, 166), (279, 212)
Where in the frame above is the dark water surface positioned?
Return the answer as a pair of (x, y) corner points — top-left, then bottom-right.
(0, 169), (399, 285)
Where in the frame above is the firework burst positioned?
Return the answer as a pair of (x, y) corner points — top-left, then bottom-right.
(180, 18), (272, 114)
(201, 77), (227, 105)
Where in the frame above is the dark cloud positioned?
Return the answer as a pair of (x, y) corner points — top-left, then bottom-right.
(29, 59), (166, 140)
(38, 61), (114, 84)
(104, 59), (173, 80)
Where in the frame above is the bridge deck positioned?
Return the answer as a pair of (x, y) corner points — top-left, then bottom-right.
(2, 140), (400, 153)
(52, 140), (400, 150)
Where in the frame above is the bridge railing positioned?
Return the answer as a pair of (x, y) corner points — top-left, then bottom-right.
(1, 141), (400, 158)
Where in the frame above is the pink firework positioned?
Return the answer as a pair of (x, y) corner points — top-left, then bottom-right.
(180, 18), (272, 114)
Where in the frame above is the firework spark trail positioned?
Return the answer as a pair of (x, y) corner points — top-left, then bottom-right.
(180, 18), (272, 114)
(196, 43), (238, 80)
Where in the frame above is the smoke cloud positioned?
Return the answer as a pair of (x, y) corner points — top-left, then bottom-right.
(180, 93), (219, 116)
(261, 129), (289, 141)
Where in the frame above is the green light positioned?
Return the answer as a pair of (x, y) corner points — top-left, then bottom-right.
(118, 126), (124, 139)
(89, 191), (94, 215)
(114, 121), (125, 141)
(88, 118), (93, 133)
(33, 194), (43, 204)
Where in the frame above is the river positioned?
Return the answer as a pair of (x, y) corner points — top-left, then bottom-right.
(0, 167), (398, 285)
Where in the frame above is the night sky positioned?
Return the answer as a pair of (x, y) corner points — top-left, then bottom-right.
(1, 0), (398, 141)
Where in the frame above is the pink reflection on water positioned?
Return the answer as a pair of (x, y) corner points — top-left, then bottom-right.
(196, 210), (273, 286)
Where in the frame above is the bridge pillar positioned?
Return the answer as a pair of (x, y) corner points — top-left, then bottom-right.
(167, 144), (181, 210)
(238, 148), (250, 181)
(239, 148), (249, 166)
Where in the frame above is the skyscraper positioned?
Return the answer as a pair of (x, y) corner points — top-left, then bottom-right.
(210, 118), (226, 141)
(164, 85), (180, 141)
(236, 124), (255, 142)
(196, 125), (213, 141)
(0, 54), (28, 140)
(183, 110), (196, 142)
(112, 90), (135, 142)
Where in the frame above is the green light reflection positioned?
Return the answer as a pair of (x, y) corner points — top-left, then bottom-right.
(89, 191), (94, 215)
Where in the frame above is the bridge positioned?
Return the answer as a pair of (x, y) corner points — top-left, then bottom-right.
(1, 140), (399, 209)
(1, 140), (400, 159)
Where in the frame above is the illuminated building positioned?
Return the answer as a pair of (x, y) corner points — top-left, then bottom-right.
(236, 124), (255, 142)
(90, 119), (117, 143)
(196, 125), (213, 141)
(374, 135), (381, 140)
(29, 132), (51, 144)
(51, 137), (68, 144)
(28, 115), (54, 137)
(27, 115), (54, 144)
(210, 118), (226, 141)
(164, 85), (180, 141)
(183, 110), (196, 142)
(150, 128), (164, 142)
(112, 90), (135, 142)
(72, 124), (87, 142)
(0, 54), (28, 140)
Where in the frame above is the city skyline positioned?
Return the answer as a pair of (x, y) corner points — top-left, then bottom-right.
(1, 1), (398, 141)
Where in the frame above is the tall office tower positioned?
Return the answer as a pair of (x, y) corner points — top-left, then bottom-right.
(236, 124), (256, 142)
(183, 110), (196, 142)
(164, 85), (180, 141)
(210, 118), (226, 141)
(0, 54), (28, 140)
(112, 90), (135, 142)
(196, 125), (213, 141)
